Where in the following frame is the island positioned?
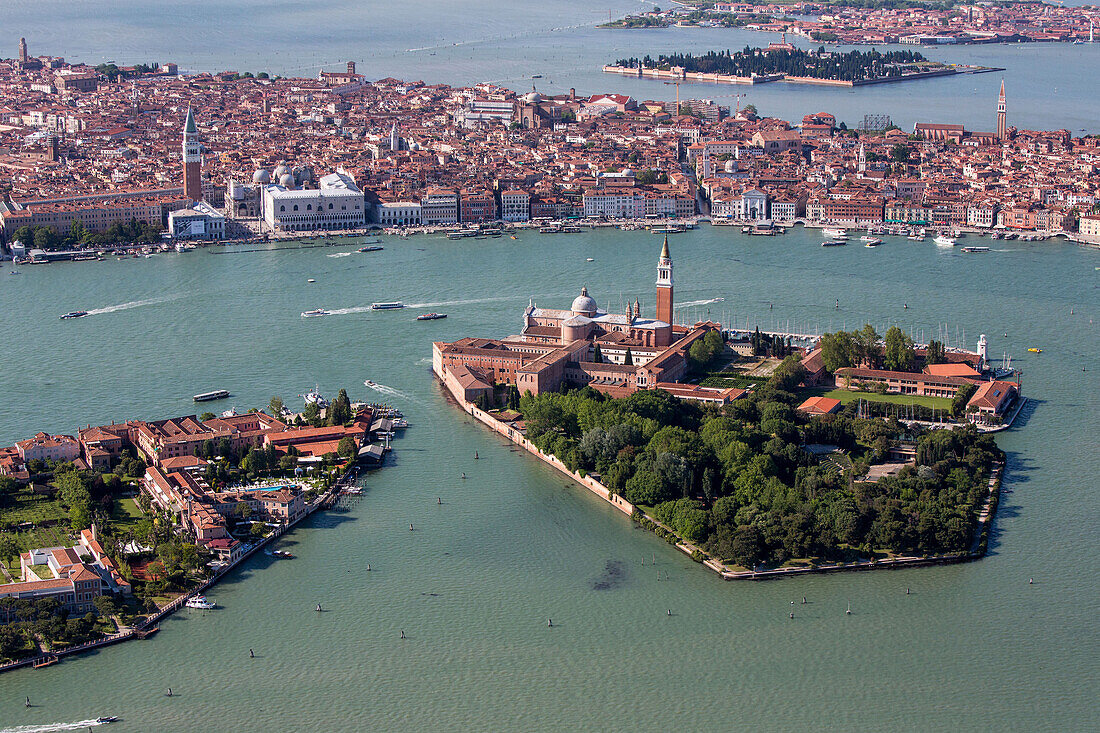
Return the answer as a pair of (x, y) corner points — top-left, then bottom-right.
(433, 240), (1015, 579)
(605, 46), (965, 87)
(0, 388), (402, 671)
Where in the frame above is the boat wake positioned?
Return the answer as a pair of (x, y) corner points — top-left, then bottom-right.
(363, 380), (428, 407)
(404, 296), (511, 309)
(326, 251), (355, 258)
(85, 295), (178, 316)
(0, 721), (110, 733)
(676, 297), (725, 308)
(325, 296), (509, 316)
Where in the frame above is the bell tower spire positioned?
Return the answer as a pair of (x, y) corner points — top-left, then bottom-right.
(656, 235), (673, 326)
(182, 105), (203, 202)
(996, 80), (1007, 141)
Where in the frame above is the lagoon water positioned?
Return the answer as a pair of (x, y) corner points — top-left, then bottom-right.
(1, 0), (1100, 131)
(0, 227), (1097, 731)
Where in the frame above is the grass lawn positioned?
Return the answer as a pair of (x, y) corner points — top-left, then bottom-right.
(111, 497), (145, 532)
(815, 388), (953, 411)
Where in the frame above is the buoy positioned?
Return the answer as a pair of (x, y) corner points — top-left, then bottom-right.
(667, 609), (672, 616)
(437, 497), (442, 505)
(316, 604), (322, 612)
(846, 602), (852, 615)
(789, 612), (794, 619)
(906, 587), (910, 595)
(802, 597), (807, 604)
(790, 600), (795, 605)
(1029, 578), (1034, 584)
(410, 523), (414, 531)
(249, 648), (255, 658)
(167, 688), (173, 697)
(461, 473), (466, 479)
(26, 696), (31, 707)
(400, 630), (406, 639)
(367, 564), (371, 571)
(903, 303), (908, 309)
(547, 619), (552, 627)
(475, 451), (479, 459)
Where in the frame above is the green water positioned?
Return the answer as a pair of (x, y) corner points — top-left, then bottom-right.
(1, 228), (1097, 731)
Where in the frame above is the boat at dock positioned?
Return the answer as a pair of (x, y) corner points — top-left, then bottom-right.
(417, 312), (447, 320)
(265, 549), (294, 559)
(371, 301), (405, 310)
(60, 310), (88, 320)
(185, 595), (216, 610)
(193, 389), (231, 402)
(301, 308), (331, 317)
(961, 246), (991, 253)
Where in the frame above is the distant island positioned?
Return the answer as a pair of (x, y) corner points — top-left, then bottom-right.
(606, 46), (959, 87)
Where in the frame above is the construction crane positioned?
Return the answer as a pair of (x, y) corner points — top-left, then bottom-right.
(663, 80), (681, 116)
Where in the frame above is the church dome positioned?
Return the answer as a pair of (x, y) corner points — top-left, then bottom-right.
(724, 159), (736, 173)
(278, 172), (295, 188)
(252, 168), (271, 184)
(570, 286), (597, 316)
(273, 163), (290, 179)
(522, 92), (541, 104)
(293, 165), (313, 186)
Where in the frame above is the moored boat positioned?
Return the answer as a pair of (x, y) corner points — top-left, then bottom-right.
(193, 389), (230, 402)
(185, 595), (216, 610)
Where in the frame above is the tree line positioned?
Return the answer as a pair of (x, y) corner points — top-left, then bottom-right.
(10, 219), (162, 251)
(613, 47), (927, 82)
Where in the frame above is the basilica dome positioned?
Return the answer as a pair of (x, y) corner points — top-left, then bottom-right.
(252, 169), (271, 184)
(570, 286), (597, 316)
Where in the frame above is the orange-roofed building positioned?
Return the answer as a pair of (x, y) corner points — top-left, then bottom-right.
(924, 362), (981, 378)
(797, 396), (842, 415)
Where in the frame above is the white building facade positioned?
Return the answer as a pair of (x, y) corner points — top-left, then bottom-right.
(261, 170), (366, 232)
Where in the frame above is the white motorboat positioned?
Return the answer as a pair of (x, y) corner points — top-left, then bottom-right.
(822, 227), (847, 239)
(301, 308), (330, 317)
(934, 235), (957, 247)
(186, 595), (215, 610)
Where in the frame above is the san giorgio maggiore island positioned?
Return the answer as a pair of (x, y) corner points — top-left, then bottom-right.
(433, 237), (1020, 579)
(0, 391), (406, 672)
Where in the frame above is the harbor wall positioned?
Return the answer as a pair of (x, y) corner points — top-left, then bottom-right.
(602, 65), (958, 87)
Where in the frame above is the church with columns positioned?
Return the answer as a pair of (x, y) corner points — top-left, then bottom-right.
(433, 239), (743, 406)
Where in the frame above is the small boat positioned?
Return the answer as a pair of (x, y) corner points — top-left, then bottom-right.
(821, 241), (846, 247)
(60, 310), (88, 320)
(586, 257), (594, 262)
(371, 302), (405, 310)
(185, 596), (215, 610)
(96, 717), (119, 724)
(8, 270), (19, 275)
(859, 235), (879, 242)
(822, 227), (847, 239)
(301, 308), (331, 317)
(961, 246), (990, 253)
(907, 234), (925, 241)
(933, 235), (957, 247)
(863, 238), (882, 247)
(416, 312), (447, 320)
(1027, 347), (1042, 353)
(265, 549), (294, 559)
(357, 245), (383, 253)
(307, 278), (316, 283)
(193, 389), (230, 402)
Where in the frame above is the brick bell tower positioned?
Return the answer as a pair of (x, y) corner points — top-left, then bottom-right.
(655, 235), (673, 326)
(182, 105), (202, 202)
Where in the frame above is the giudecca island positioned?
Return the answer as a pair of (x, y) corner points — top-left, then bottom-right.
(433, 238), (1019, 578)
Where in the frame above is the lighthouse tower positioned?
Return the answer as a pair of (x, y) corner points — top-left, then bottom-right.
(996, 80), (1007, 141)
(655, 235), (674, 326)
(182, 106), (203, 202)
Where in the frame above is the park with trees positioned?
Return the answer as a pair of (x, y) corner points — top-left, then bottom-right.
(514, 353), (1001, 570)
